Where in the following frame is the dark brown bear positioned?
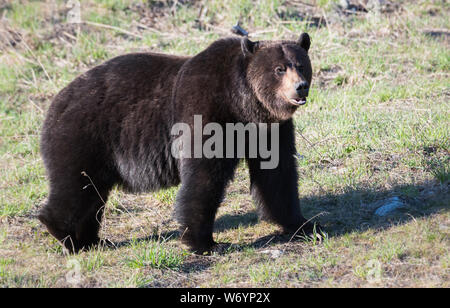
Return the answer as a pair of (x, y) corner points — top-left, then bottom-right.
(39, 33), (315, 254)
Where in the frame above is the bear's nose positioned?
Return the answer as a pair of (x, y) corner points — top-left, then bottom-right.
(295, 81), (309, 97)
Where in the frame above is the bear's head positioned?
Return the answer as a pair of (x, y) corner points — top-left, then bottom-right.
(242, 33), (312, 121)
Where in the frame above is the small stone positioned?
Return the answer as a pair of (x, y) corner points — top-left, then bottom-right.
(66, 0), (81, 24)
(438, 224), (449, 233)
(260, 249), (283, 259)
(339, 0), (350, 9)
(374, 196), (405, 216)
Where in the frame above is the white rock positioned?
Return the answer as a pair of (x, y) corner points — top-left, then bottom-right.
(374, 196), (405, 216)
(260, 249), (283, 259)
(66, 0), (81, 24)
(339, 0), (350, 9)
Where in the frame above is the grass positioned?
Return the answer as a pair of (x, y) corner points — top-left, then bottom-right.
(0, 0), (449, 287)
(125, 240), (187, 270)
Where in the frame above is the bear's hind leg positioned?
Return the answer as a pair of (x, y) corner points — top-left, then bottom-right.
(39, 176), (113, 253)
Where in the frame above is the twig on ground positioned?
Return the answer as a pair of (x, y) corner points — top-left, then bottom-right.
(20, 39), (57, 91)
(83, 20), (143, 39)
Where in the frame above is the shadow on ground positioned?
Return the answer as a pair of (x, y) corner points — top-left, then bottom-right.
(302, 181), (448, 234)
(109, 180), (448, 272)
(244, 180), (449, 249)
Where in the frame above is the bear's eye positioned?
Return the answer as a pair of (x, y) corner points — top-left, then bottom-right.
(275, 66), (286, 75)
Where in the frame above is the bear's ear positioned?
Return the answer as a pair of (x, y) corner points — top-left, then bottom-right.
(241, 38), (259, 57)
(298, 33), (311, 52)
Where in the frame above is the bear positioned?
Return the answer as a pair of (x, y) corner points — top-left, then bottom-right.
(38, 33), (316, 254)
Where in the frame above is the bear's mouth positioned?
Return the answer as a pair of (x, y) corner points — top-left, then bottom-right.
(289, 97), (307, 106)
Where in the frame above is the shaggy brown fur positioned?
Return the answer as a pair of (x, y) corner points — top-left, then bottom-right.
(39, 33), (315, 254)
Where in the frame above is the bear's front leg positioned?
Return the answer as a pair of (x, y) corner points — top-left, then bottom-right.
(175, 158), (239, 254)
(247, 120), (317, 235)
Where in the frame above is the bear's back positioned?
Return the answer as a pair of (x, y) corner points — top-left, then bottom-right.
(41, 52), (189, 192)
